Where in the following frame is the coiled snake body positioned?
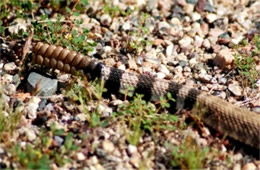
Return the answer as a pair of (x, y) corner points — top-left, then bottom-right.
(32, 42), (260, 149)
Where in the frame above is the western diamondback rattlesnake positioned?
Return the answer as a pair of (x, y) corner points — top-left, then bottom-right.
(32, 42), (260, 149)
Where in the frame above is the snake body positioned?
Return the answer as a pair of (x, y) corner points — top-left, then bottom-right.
(32, 42), (260, 149)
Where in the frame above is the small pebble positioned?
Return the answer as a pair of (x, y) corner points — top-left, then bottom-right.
(214, 48), (234, 69)
(102, 140), (115, 153)
(4, 62), (17, 73)
(54, 136), (64, 146)
(77, 152), (86, 161)
(228, 81), (243, 96)
(242, 163), (256, 170)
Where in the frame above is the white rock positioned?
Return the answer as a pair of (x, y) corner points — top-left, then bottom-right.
(179, 36), (193, 49)
(100, 14), (112, 26)
(174, 66), (183, 75)
(0, 147), (4, 154)
(128, 145), (137, 155)
(206, 13), (218, 23)
(233, 153), (243, 161)
(2, 74), (13, 84)
(191, 12), (201, 21)
(233, 163), (241, 170)
(158, 65), (170, 75)
(25, 128), (37, 141)
(166, 44), (174, 57)
(104, 46), (112, 53)
(228, 81), (242, 96)
(102, 140), (115, 153)
(5, 84), (16, 95)
(231, 34), (244, 45)
(194, 35), (203, 47)
(76, 113), (86, 121)
(122, 21), (131, 31)
(4, 62), (17, 73)
(156, 72), (166, 79)
(202, 39), (211, 49)
(8, 18), (28, 34)
(25, 96), (41, 119)
(77, 152), (86, 161)
(242, 163), (256, 170)
(89, 156), (99, 164)
(170, 17), (181, 25)
(98, 104), (113, 117)
(214, 48), (234, 69)
(199, 73), (212, 83)
(189, 58), (197, 68)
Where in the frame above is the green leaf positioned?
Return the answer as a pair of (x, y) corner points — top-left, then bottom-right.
(73, 12), (80, 16)
(66, 7), (72, 13)
(81, 0), (88, 6)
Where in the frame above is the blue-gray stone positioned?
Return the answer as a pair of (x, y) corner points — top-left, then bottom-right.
(204, 2), (215, 12)
(186, 0), (197, 4)
(179, 60), (188, 67)
(54, 136), (64, 146)
(27, 72), (58, 96)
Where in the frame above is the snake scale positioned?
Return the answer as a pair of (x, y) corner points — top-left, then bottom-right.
(32, 42), (260, 149)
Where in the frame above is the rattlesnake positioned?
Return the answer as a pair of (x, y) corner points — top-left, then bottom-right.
(32, 42), (260, 149)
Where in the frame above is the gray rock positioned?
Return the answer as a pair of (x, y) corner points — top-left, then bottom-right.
(204, 2), (215, 12)
(219, 77), (227, 85)
(251, 106), (260, 113)
(27, 72), (58, 96)
(146, 0), (158, 12)
(54, 136), (64, 146)
(186, 0), (197, 4)
(179, 60), (188, 67)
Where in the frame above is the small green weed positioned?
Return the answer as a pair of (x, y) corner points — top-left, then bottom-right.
(103, 2), (134, 18)
(169, 135), (210, 169)
(13, 143), (51, 169)
(234, 35), (259, 86)
(12, 123), (79, 169)
(65, 77), (108, 127)
(0, 0), (39, 20)
(114, 91), (178, 146)
(0, 0), (39, 35)
(0, 85), (23, 141)
(51, 0), (88, 15)
(32, 14), (96, 55)
(127, 12), (152, 54)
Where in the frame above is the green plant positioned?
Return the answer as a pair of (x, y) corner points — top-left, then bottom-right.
(102, 2), (134, 18)
(0, 0), (39, 20)
(13, 143), (51, 169)
(32, 13), (96, 55)
(0, 85), (23, 141)
(114, 91), (178, 145)
(234, 35), (259, 86)
(65, 77), (108, 127)
(234, 54), (257, 86)
(169, 135), (210, 169)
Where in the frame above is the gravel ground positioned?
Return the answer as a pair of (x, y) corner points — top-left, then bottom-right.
(0, 0), (260, 169)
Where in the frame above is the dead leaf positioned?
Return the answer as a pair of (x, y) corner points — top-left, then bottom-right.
(20, 32), (33, 66)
